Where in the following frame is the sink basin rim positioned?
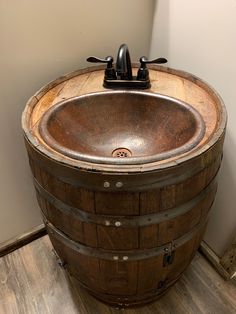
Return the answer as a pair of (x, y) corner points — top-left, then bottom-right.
(38, 91), (206, 165)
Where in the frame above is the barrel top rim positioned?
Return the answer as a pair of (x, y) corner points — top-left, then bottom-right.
(22, 64), (227, 174)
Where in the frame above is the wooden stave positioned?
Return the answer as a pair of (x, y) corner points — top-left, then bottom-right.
(26, 136), (222, 307)
(46, 222), (206, 308)
(28, 139), (221, 249)
(24, 133), (225, 192)
(22, 65), (227, 307)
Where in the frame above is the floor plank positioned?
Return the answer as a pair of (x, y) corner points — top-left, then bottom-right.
(0, 236), (235, 314)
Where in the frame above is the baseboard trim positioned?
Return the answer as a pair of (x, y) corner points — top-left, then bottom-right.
(199, 240), (230, 280)
(220, 236), (236, 279)
(0, 224), (47, 258)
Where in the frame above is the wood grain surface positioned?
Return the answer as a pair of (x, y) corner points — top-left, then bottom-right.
(21, 65), (227, 307)
(22, 65), (226, 174)
(0, 236), (236, 314)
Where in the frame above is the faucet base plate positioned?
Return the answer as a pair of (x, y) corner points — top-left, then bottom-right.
(104, 77), (150, 89)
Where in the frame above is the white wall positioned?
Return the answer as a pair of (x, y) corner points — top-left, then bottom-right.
(150, 0), (236, 256)
(0, 0), (155, 244)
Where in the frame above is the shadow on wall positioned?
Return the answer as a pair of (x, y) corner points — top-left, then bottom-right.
(0, 0), (155, 244)
(204, 130), (236, 256)
(149, 0), (236, 256)
(149, 0), (170, 58)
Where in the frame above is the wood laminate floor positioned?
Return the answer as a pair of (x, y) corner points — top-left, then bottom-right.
(0, 236), (235, 314)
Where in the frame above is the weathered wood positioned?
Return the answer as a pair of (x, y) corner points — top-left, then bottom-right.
(1, 236), (236, 314)
(22, 65), (226, 174)
(22, 65), (227, 307)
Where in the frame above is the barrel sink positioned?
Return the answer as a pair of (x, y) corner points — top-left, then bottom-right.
(22, 65), (227, 308)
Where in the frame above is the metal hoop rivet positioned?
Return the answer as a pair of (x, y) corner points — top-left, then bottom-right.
(116, 182), (123, 188)
(104, 181), (110, 188)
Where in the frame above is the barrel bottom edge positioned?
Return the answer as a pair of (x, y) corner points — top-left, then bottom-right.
(66, 269), (181, 308)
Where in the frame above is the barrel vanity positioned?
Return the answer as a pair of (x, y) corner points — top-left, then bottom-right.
(22, 58), (226, 307)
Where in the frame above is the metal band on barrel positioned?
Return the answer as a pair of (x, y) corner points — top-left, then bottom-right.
(34, 177), (216, 227)
(26, 136), (222, 191)
(44, 215), (207, 262)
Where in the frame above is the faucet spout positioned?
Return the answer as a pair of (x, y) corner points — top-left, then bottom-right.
(116, 44), (133, 80)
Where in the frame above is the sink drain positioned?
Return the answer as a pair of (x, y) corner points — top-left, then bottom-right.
(112, 148), (132, 158)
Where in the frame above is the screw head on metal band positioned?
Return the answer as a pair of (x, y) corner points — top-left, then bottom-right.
(115, 221), (121, 227)
(103, 181), (110, 188)
(116, 181), (123, 188)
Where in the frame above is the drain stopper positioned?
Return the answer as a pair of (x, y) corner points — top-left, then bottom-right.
(112, 148), (132, 158)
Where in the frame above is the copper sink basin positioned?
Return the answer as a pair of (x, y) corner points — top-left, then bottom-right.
(39, 91), (205, 165)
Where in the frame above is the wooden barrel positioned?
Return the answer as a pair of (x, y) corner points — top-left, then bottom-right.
(22, 65), (226, 307)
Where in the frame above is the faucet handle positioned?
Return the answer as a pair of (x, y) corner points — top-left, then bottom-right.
(139, 56), (168, 67)
(87, 56), (113, 67)
(137, 56), (167, 81)
(87, 56), (116, 80)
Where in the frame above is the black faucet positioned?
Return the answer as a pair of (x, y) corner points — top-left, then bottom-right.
(116, 44), (133, 80)
(87, 43), (167, 89)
